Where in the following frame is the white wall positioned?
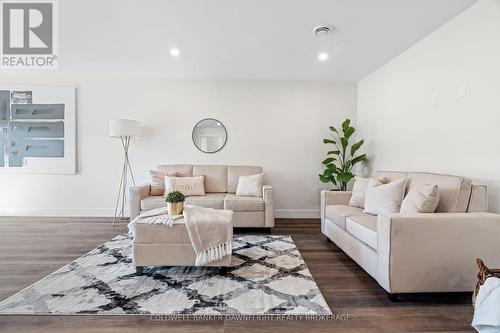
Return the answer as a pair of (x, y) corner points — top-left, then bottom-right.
(0, 78), (356, 217)
(357, 0), (500, 212)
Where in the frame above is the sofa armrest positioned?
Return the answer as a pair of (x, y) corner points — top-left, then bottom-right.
(263, 183), (274, 228)
(320, 190), (352, 225)
(129, 184), (151, 221)
(376, 212), (500, 293)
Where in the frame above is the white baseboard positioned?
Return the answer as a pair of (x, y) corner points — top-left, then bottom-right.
(274, 209), (320, 219)
(0, 208), (320, 219)
(0, 208), (130, 217)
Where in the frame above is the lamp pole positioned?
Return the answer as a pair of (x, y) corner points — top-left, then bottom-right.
(113, 135), (136, 225)
(110, 119), (140, 225)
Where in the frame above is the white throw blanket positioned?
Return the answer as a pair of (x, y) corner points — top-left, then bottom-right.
(127, 207), (183, 236)
(127, 205), (233, 266)
(183, 204), (233, 266)
(472, 277), (500, 333)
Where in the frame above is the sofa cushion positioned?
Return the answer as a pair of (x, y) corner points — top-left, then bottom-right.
(325, 205), (369, 230)
(193, 165), (227, 193)
(364, 177), (406, 216)
(236, 173), (264, 197)
(406, 172), (471, 213)
(227, 166), (263, 193)
(141, 193), (226, 211)
(149, 170), (177, 196)
(156, 164), (193, 177)
(185, 193), (225, 209)
(345, 215), (378, 250)
(349, 176), (369, 208)
(468, 184), (487, 212)
(165, 176), (205, 196)
(400, 184), (440, 213)
(141, 196), (166, 211)
(224, 194), (264, 212)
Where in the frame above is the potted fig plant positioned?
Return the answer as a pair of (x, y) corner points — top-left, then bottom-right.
(319, 119), (367, 191)
(165, 191), (185, 215)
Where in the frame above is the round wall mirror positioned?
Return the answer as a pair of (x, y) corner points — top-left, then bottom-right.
(192, 118), (227, 153)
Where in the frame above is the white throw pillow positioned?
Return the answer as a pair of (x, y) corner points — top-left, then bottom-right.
(236, 174), (264, 197)
(349, 176), (370, 208)
(150, 170), (177, 196)
(363, 177), (406, 216)
(164, 176), (205, 196)
(400, 184), (440, 213)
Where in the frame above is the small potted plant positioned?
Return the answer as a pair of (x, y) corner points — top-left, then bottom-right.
(165, 191), (185, 215)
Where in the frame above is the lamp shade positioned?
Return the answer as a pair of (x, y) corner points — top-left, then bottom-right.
(110, 119), (141, 138)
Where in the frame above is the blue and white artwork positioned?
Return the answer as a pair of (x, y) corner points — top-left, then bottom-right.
(0, 86), (76, 174)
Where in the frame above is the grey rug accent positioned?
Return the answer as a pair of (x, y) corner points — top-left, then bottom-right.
(0, 234), (331, 315)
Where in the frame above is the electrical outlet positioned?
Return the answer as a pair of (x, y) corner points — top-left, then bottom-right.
(432, 93), (439, 106)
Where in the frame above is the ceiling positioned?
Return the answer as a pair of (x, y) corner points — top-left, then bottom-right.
(12, 0), (479, 81)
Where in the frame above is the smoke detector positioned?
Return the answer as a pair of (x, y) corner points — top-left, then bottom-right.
(313, 26), (333, 38)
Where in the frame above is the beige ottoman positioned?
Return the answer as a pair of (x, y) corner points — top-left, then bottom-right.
(132, 217), (232, 274)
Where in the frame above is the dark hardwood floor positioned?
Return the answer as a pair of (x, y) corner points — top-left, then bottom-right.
(0, 217), (474, 332)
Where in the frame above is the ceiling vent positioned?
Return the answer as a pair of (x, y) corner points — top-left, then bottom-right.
(313, 26), (333, 38)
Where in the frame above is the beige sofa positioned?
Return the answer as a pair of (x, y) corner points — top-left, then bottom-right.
(321, 171), (500, 299)
(130, 165), (274, 229)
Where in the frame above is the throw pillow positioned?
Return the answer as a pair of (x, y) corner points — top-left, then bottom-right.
(150, 170), (178, 196)
(400, 184), (440, 213)
(164, 176), (205, 196)
(363, 177), (406, 216)
(236, 173), (264, 197)
(349, 176), (370, 208)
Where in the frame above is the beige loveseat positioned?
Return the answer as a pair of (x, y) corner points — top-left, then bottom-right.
(130, 165), (274, 229)
(321, 171), (500, 298)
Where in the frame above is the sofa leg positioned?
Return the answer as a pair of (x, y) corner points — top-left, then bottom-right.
(264, 227), (272, 234)
(326, 236), (332, 243)
(387, 293), (399, 302)
(136, 266), (144, 275)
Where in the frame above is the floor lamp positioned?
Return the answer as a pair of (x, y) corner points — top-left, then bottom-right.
(110, 119), (141, 225)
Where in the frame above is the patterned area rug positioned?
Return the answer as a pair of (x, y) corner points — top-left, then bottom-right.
(0, 234), (331, 315)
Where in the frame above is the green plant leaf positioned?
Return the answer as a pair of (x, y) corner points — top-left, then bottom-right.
(329, 126), (338, 134)
(319, 175), (330, 183)
(322, 157), (335, 165)
(330, 167), (341, 175)
(344, 126), (355, 139)
(325, 163), (337, 170)
(350, 139), (364, 156)
(350, 154), (367, 165)
(341, 119), (351, 131)
(337, 171), (354, 183)
(323, 139), (336, 144)
(324, 172), (337, 185)
(165, 190), (185, 203)
(340, 137), (348, 149)
(327, 150), (340, 155)
(319, 173), (337, 185)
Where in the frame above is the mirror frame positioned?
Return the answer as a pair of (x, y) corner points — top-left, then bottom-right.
(191, 118), (228, 154)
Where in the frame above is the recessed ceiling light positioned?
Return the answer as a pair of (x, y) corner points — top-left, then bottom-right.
(170, 48), (180, 57)
(318, 52), (328, 61)
(313, 26), (333, 38)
